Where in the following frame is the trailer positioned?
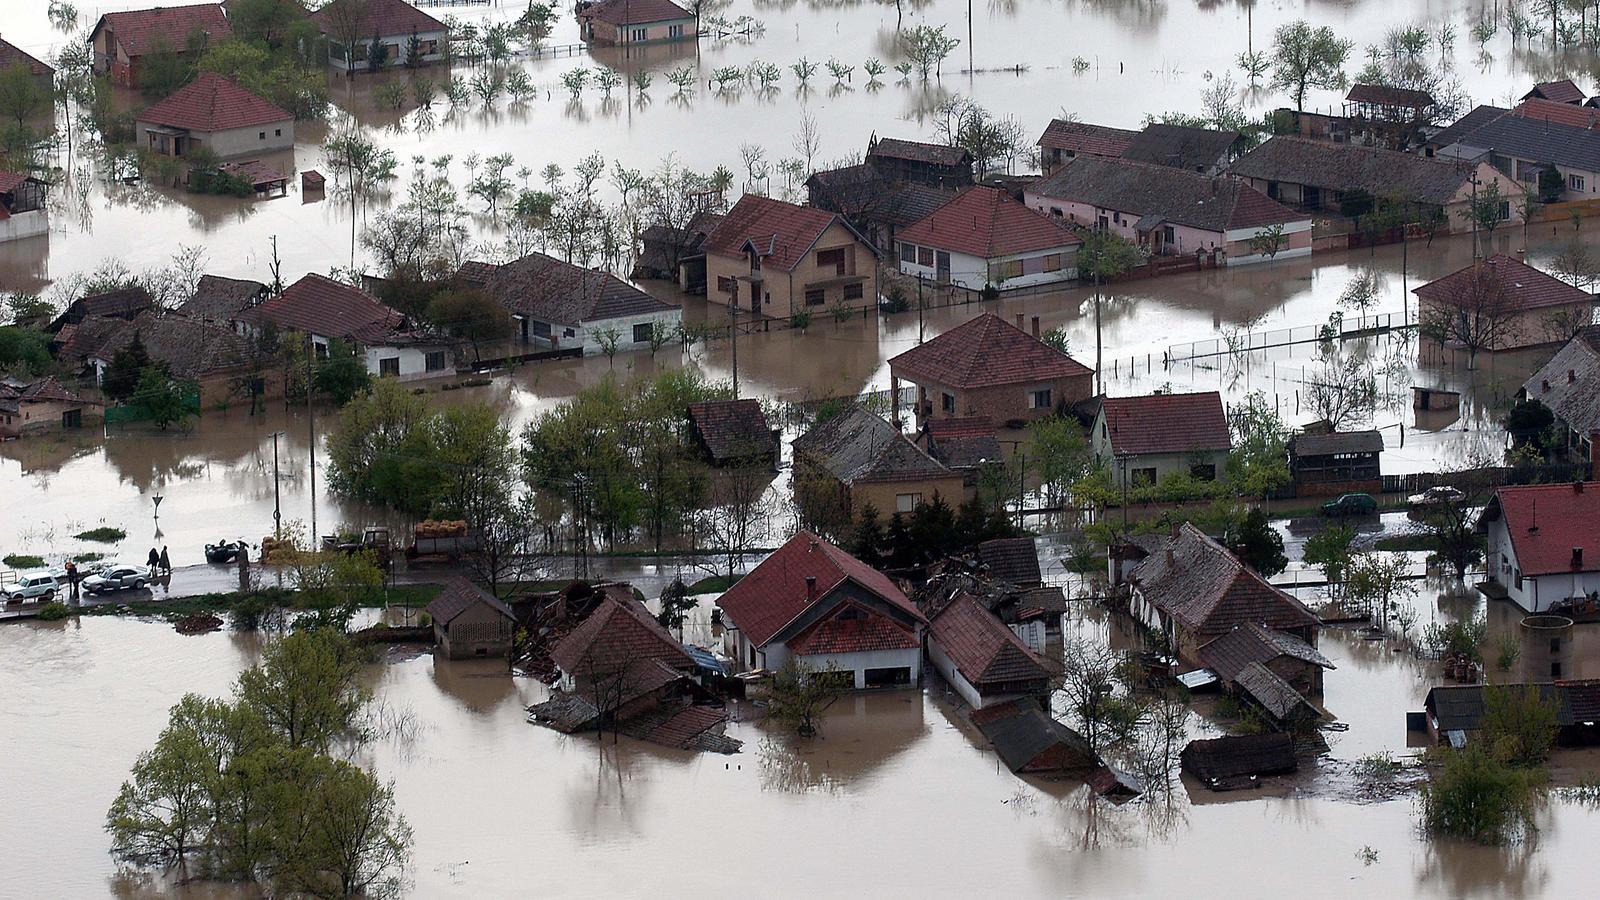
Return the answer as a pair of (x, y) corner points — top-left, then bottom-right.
(405, 520), (479, 565)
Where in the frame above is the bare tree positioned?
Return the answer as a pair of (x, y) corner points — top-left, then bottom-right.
(791, 113), (822, 177)
(1054, 637), (1139, 756)
(321, 0), (372, 78)
(698, 464), (774, 581)
(1418, 261), (1515, 369)
(1304, 353), (1378, 431)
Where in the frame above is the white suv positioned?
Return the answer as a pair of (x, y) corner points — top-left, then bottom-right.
(2, 572), (60, 603)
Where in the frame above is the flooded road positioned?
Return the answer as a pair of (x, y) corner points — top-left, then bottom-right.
(5, 609), (1600, 898)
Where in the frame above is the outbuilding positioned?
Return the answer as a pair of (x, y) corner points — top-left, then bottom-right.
(895, 186), (1082, 291)
(425, 577), (517, 659)
(1289, 430), (1383, 496)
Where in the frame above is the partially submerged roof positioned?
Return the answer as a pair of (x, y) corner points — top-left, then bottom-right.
(977, 537), (1042, 587)
(889, 312), (1092, 390)
(310, 0), (447, 37)
(1414, 254), (1593, 314)
(703, 194), (868, 271)
(928, 594), (1049, 687)
(1425, 681), (1600, 732)
(868, 137), (973, 168)
(425, 576), (515, 624)
(971, 697), (1096, 773)
(1035, 119), (1138, 156)
(793, 405), (954, 487)
(716, 531), (920, 647)
(90, 4), (232, 58)
(1234, 661), (1318, 722)
(1198, 622), (1334, 685)
(484, 251), (679, 326)
(1345, 82), (1436, 110)
(1098, 390), (1231, 456)
(0, 375), (86, 406)
(137, 72), (292, 132)
(578, 0), (692, 24)
(1290, 430), (1384, 457)
(1129, 523), (1320, 639)
(897, 186), (1081, 259)
(0, 36), (53, 77)
(550, 589), (694, 675)
(1180, 733), (1297, 784)
(1121, 123), (1238, 171)
(178, 274), (268, 321)
(687, 399), (776, 462)
(1481, 482), (1600, 576)
(1524, 326), (1600, 436)
(1032, 155), (1303, 233)
(1228, 136), (1481, 206)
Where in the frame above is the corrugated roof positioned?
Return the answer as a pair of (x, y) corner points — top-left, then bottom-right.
(177, 274), (267, 321)
(1487, 482), (1600, 576)
(793, 405), (953, 486)
(1099, 390), (1231, 456)
(1035, 119), (1137, 156)
(890, 312), (1092, 390)
(1228, 136), (1479, 206)
(929, 594), (1048, 686)
(90, 4), (232, 59)
(1180, 733), (1296, 782)
(1235, 661), (1316, 721)
(897, 186), (1080, 259)
(137, 72), (292, 133)
(1031, 155), (1302, 233)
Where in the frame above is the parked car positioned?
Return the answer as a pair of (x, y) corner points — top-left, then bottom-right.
(205, 541), (246, 564)
(2, 572), (60, 603)
(82, 564), (151, 594)
(1408, 485), (1465, 509)
(1322, 492), (1378, 517)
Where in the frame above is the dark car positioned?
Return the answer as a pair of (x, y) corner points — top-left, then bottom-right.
(1322, 492), (1378, 517)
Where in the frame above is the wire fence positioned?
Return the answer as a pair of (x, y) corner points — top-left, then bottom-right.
(1165, 309), (1414, 364)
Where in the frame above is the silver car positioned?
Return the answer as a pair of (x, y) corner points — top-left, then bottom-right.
(82, 564), (151, 594)
(2, 572), (60, 603)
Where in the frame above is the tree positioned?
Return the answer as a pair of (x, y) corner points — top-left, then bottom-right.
(236, 630), (369, 752)
(766, 661), (846, 736)
(1247, 223), (1287, 259)
(430, 402), (516, 527)
(467, 490), (546, 599)
(1506, 398), (1558, 456)
(1032, 415), (1092, 508)
(1226, 391), (1291, 499)
(1055, 637), (1141, 754)
(426, 289), (507, 363)
(266, 756), (412, 899)
(1075, 228), (1142, 394)
(1304, 353), (1377, 430)
(657, 578), (697, 637)
(1269, 21), (1352, 111)
(1418, 259), (1514, 370)
(103, 332), (154, 400)
(130, 365), (194, 430)
(1304, 523), (1356, 601)
(1419, 747), (1543, 845)
(326, 378), (434, 512)
(0, 325), (51, 375)
(1227, 507), (1287, 576)
(1481, 685), (1560, 768)
(699, 464), (770, 580)
(932, 97), (1026, 176)
(1345, 551), (1414, 629)
(1467, 180), (1508, 245)
(850, 503), (885, 567)
(0, 62), (48, 126)
(312, 339), (372, 404)
(901, 24), (960, 80)
(105, 699), (223, 870)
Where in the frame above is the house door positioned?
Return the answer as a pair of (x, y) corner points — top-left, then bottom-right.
(61, 409), (81, 429)
(748, 281), (760, 313)
(935, 251), (950, 282)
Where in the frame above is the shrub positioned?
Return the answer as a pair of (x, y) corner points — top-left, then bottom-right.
(790, 310), (812, 330)
(1419, 747), (1543, 844)
(36, 601), (73, 621)
(74, 527), (127, 543)
(3, 553), (46, 568)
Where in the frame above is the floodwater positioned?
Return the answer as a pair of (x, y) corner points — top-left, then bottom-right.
(5, 593), (1600, 898)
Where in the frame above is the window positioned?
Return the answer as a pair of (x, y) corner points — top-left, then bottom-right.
(804, 288), (826, 306)
(1049, 206), (1063, 217)
(1516, 159), (1541, 183)
(895, 492), (922, 513)
(563, 328), (575, 338)
(274, 128), (281, 137)
(1097, 215), (1109, 230)
(424, 350), (447, 372)
(633, 323), (654, 343)
(941, 392), (955, 413)
(417, 39), (438, 55)
(1131, 467), (1157, 487)
(716, 275), (737, 295)
(258, 132), (266, 140)
(1553, 661), (1563, 678)
(900, 242), (917, 264)
(314, 342), (329, 359)
(378, 357), (400, 377)
(1042, 254), (1062, 272)
(1551, 637), (1562, 653)
(1003, 259), (1023, 279)
(530, 319), (552, 338)
(836, 606), (865, 621)
(843, 282), (863, 301)
(864, 666), (911, 687)
(668, 24), (683, 38)
(917, 246), (934, 267)
(1029, 389), (1052, 409)
(1163, 226), (1176, 243)
(1190, 463), (1217, 481)
(1497, 200), (1511, 221)
(631, 27), (647, 41)
(1571, 173), (1586, 192)
(817, 247), (846, 274)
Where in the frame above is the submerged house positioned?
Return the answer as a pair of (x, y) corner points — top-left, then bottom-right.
(0, 36), (55, 95)
(1199, 621), (1334, 702)
(1091, 390), (1232, 486)
(894, 186), (1083, 291)
(793, 405), (965, 520)
(89, 3), (232, 87)
(480, 252), (682, 357)
(136, 73), (295, 160)
(1522, 326), (1600, 466)
(176, 274), (270, 323)
(917, 416), (1003, 485)
(926, 593), (1052, 709)
(0, 376), (96, 438)
(687, 399), (779, 468)
(1478, 481), (1600, 613)
(701, 194), (881, 317)
(1180, 733), (1298, 789)
(550, 587), (696, 690)
(890, 313), (1093, 427)
(805, 164), (953, 256)
(1415, 255), (1595, 356)
(312, 0), (449, 72)
(716, 531), (927, 689)
(1423, 681), (1600, 747)
(1288, 430), (1383, 497)
(425, 577), (517, 659)
(82, 311), (269, 406)
(235, 274), (456, 380)
(970, 697), (1097, 774)
(0, 170), (48, 244)
(577, 0), (697, 44)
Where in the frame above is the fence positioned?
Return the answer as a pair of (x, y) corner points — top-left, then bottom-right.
(1380, 461), (1592, 496)
(1165, 310), (1412, 364)
(104, 392), (200, 426)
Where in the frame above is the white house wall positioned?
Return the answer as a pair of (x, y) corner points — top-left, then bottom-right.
(1487, 515), (1600, 612)
(579, 308), (683, 357)
(927, 639), (985, 707)
(897, 247), (1078, 291)
(361, 343), (452, 381)
(0, 209), (47, 243)
(1221, 220), (1313, 266)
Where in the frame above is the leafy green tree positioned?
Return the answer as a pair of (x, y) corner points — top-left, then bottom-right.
(235, 629), (369, 752)
(1419, 747), (1543, 845)
(1032, 415), (1093, 507)
(0, 326), (51, 375)
(1537, 165), (1566, 204)
(657, 578), (696, 636)
(1467, 180), (1507, 241)
(103, 332), (154, 400)
(766, 661), (846, 736)
(1304, 523), (1356, 600)
(130, 365), (195, 430)
(1481, 685), (1560, 768)
(366, 30), (390, 73)
(429, 402), (515, 526)
(1226, 391), (1291, 499)
(1228, 507), (1287, 576)
(0, 61), (48, 126)
(1076, 228), (1142, 392)
(427, 289), (507, 364)
(312, 339), (372, 405)
(325, 377), (434, 512)
(1269, 21), (1353, 111)
(105, 698), (223, 869)
(263, 753), (412, 899)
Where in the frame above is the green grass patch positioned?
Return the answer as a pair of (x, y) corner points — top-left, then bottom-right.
(74, 527), (127, 543)
(35, 602), (73, 621)
(687, 573), (742, 594)
(72, 552), (107, 563)
(1374, 534), (1435, 552)
(3, 554), (46, 569)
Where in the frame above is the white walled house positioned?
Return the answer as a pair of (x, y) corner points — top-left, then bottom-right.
(476, 252), (682, 357)
(896, 186), (1081, 291)
(1092, 391), (1232, 487)
(926, 595), (1051, 709)
(312, 0), (448, 72)
(135, 73), (294, 160)
(1480, 482), (1600, 613)
(717, 532), (926, 690)
(0, 171), (48, 244)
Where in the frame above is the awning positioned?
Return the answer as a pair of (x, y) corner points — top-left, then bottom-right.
(1134, 213), (1166, 233)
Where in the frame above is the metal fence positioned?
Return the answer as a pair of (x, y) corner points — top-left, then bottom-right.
(104, 392), (200, 426)
(1165, 310), (1412, 364)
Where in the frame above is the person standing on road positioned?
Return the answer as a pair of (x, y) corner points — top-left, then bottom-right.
(147, 547), (160, 569)
(159, 546), (171, 573)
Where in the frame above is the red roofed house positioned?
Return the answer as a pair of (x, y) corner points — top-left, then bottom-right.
(89, 3), (232, 88)
(135, 73), (294, 160)
(0, 170), (49, 244)
(702, 194), (880, 317)
(550, 586), (695, 690)
(233, 273), (456, 381)
(926, 593), (1051, 708)
(1092, 391), (1232, 487)
(0, 376), (98, 438)
(1416, 255), (1596, 358)
(1523, 79), (1585, 105)
(578, 0), (698, 45)
(1480, 481), (1600, 613)
(311, 0), (449, 73)
(716, 531), (927, 688)
(0, 35), (56, 94)
(1035, 119), (1138, 175)
(894, 186), (1082, 292)
(890, 312), (1093, 427)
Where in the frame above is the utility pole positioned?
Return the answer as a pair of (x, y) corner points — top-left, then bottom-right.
(270, 431), (284, 539)
(728, 287), (739, 399)
(306, 340), (318, 546)
(917, 273), (925, 343)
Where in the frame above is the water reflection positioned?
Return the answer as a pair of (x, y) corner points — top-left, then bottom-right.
(755, 690), (928, 791)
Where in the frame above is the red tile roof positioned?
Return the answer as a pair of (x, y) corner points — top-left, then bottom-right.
(242, 273), (406, 343)
(310, 0), (447, 38)
(1036, 119), (1138, 156)
(897, 186), (1080, 260)
(0, 171), (31, 195)
(578, 0), (693, 25)
(1099, 390), (1231, 456)
(701, 194), (848, 272)
(1523, 80), (1586, 105)
(1131, 523), (1320, 639)
(890, 312), (1093, 390)
(551, 590), (694, 675)
(929, 594), (1048, 686)
(787, 603), (919, 656)
(716, 531), (921, 647)
(1414, 254), (1593, 314)
(137, 72), (292, 133)
(91, 4), (232, 59)
(1490, 482), (1600, 576)
(926, 416), (996, 439)
(0, 36), (53, 77)
(1509, 98), (1600, 128)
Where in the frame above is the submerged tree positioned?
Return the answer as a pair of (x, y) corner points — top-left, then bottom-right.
(1269, 21), (1353, 111)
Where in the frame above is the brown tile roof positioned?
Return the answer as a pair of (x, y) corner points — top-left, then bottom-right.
(977, 537), (1042, 587)
(177, 274), (267, 321)
(1031, 155), (1303, 232)
(971, 697), (1096, 772)
(897, 186), (1081, 259)
(924, 416), (1002, 470)
(578, 0), (693, 25)
(787, 603), (919, 655)
(1415, 254), (1594, 317)
(1524, 79), (1586, 105)
(242, 273), (406, 343)
(687, 399), (776, 462)
(1129, 523), (1319, 639)
(483, 251), (678, 326)
(424, 576), (515, 624)
(1290, 430), (1384, 457)
(550, 590), (694, 675)
(0, 36), (53, 77)
(89, 311), (255, 378)
(1099, 390), (1231, 456)
(1234, 662), (1317, 721)
(0, 171), (30, 195)
(53, 316), (129, 363)
(1227, 136), (1478, 206)
(1197, 622), (1333, 685)
(90, 4), (232, 59)
(702, 194), (854, 271)
(310, 0), (446, 38)
(2, 375), (84, 404)
(137, 72), (292, 133)
(716, 531), (921, 647)
(929, 594), (1048, 687)
(1524, 326), (1600, 436)
(1121, 124), (1238, 172)
(1484, 482), (1600, 576)
(51, 287), (155, 332)
(793, 405), (954, 486)
(1345, 82), (1436, 109)
(1036, 119), (1137, 156)
(869, 137), (973, 168)
(890, 313), (1092, 390)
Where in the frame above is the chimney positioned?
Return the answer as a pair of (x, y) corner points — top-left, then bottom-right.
(808, 538), (818, 552)
(1574, 547), (1585, 568)
(1031, 315), (1041, 338)
(1014, 313), (1024, 330)
(1170, 521), (1181, 539)
(1576, 481), (1586, 494)
(1542, 379), (1551, 393)
(1165, 547), (1175, 568)
(1570, 369), (1578, 383)
(805, 576), (817, 601)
